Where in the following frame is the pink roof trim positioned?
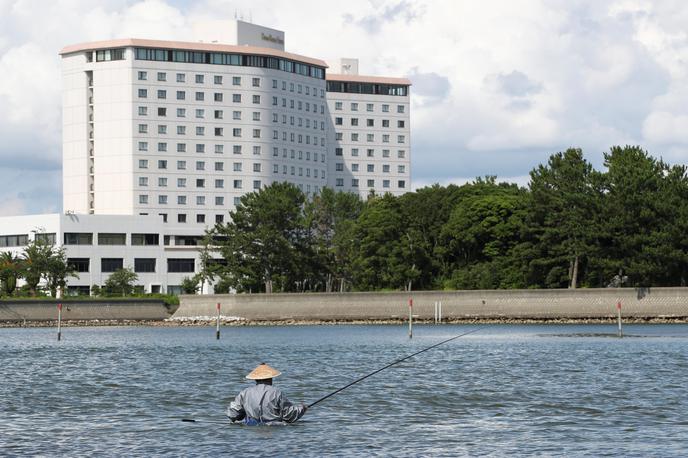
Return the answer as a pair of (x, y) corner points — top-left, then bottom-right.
(326, 73), (411, 85)
(59, 38), (328, 68)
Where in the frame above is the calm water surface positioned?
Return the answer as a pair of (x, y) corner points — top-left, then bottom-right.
(1, 324), (687, 456)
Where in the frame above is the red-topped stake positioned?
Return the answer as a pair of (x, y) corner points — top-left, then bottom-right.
(57, 303), (63, 341)
(216, 302), (221, 340)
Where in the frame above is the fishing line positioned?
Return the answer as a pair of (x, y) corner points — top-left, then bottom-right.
(308, 326), (486, 408)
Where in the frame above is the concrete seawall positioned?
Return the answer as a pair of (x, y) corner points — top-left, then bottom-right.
(174, 287), (688, 321)
(0, 299), (177, 322)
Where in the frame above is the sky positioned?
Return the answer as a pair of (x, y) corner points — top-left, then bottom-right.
(1, 0), (688, 216)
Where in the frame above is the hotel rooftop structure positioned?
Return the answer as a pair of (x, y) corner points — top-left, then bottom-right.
(0, 20), (411, 295)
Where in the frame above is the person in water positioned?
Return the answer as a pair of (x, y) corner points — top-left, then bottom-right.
(227, 363), (308, 424)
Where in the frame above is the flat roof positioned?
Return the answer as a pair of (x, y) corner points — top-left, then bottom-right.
(326, 73), (411, 86)
(60, 38), (328, 68)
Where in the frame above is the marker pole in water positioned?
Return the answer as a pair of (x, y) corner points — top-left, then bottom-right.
(57, 303), (62, 341)
(408, 298), (413, 339)
(434, 301), (438, 324)
(616, 300), (623, 338)
(216, 302), (221, 340)
(439, 301), (442, 323)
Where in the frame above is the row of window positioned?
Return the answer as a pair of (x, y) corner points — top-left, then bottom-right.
(326, 81), (409, 97)
(134, 47), (325, 79)
(334, 148), (407, 159)
(333, 102), (406, 113)
(335, 117), (406, 128)
(335, 132), (406, 143)
(64, 232), (159, 246)
(335, 179), (406, 189)
(68, 257), (195, 273)
(137, 72), (326, 98)
(139, 190), (252, 206)
(335, 163), (406, 173)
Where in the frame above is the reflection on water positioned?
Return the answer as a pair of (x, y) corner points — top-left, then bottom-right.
(1, 324), (687, 456)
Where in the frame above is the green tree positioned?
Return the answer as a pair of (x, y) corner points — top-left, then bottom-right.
(45, 246), (77, 297)
(0, 252), (21, 296)
(102, 267), (139, 296)
(180, 277), (199, 294)
(21, 237), (53, 296)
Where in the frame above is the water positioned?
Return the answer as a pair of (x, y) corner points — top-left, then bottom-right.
(1, 324), (687, 456)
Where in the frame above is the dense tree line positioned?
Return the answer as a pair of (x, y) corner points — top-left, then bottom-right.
(199, 146), (688, 292)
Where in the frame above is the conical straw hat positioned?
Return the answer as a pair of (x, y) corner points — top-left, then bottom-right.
(246, 363), (281, 380)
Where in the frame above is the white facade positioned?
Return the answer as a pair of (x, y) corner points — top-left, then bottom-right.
(0, 213), (210, 295)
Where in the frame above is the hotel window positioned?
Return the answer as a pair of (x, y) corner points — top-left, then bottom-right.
(214, 161), (224, 171)
(351, 163), (359, 172)
(398, 150), (406, 158)
(253, 112), (261, 121)
(138, 89), (147, 98)
(177, 108), (186, 117)
(158, 107), (166, 117)
(367, 164), (375, 172)
(367, 103), (374, 112)
(367, 134), (374, 142)
(351, 103), (358, 111)
(272, 79), (278, 88)
(157, 72), (166, 81)
(139, 195), (148, 204)
(138, 124), (148, 134)
(214, 127), (223, 137)
(252, 77), (260, 87)
(196, 179), (205, 188)
(398, 165), (406, 173)
(382, 149), (390, 158)
(367, 179), (374, 188)
(215, 196), (224, 205)
(382, 104), (389, 112)
(398, 180), (406, 188)
(195, 74), (204, 84)
(352, 179), (359, 187)
(253, 129), (261, 138)
(233, 162), (242, 172)
(158, 177), (167, 187)
(177, 126), (186, 136)
(397, 105), (405, 113)
(383, 164), (390, 173)
(398, 120), (405, 128)
(134, 258), (156, 273)
(335, 102), (342, 110)
(232, 76), (241, 86)
(233, 94), (241, 103)
(177, 178), (186, 187)
(177, 214), (187, 224)
(215, 145), (224, 154)
(253, 146), (261, 155)
(138, 142), (148, 151)
(138, 106), (148, 116)
(214, 93), (223, 102)
(64, 233), (93, 245)
(335, 117), (342, 126)
(398, 135), (405, 143)
(139, 177), (148, 186)
(382, 120), (389, 128)
(196, 161), (205, 170)
(233, 128), (242, 137)
(367, 119), (374, 127)
(253, 163), (261, 172)
(214, 75), (223, 84)
(138, 159), (148, 169)
(138, 71), (147, 81)
(383, 179), (390, 188)
(101, 258), (124, 273)
(214, 110), (223, 119)
(273, 164), (279, 173)
(216, 214), (225, 223)
(335, 163), (344, 172)
(197, 196), (205, 205)
(176, 91), (185, 100)
(196, 109), (204, 118)
(335, 147), (343, 156)
(253, 95), (260, 104)
(233, 145), (242, 154)
(158, 160), (167, 169)
(253, 180), (261, 189)
(159, 195), (168, 204)
(158, 125), (167, 134)
(351, 133), (358, 142)
(351, 148), (359, 157)
(233, 111), (241, 120)
(177, 160), (186, 170)
(196, 127), (205, 136)
(367, 149), (374, 157)
(178, 196), (187, 205)
(335, 178), (344, 187)
(383, 134), (390, 143)
(176, 73), (185, 83)
(215, 179), (224, 188)
(195, 92), (204, 101)
(233, 179), (242, 189)
(157, 90), (166, 99)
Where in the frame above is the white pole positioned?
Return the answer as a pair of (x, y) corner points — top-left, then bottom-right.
(216, 302), (221, 340)
(434, 301), (438, 324)
(439, 301), (442, 323)
(616, 301), (623, 338)
(408, 298), (413, 339)
(57, 303), (62, 341)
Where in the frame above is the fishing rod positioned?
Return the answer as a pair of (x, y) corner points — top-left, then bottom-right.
(181, 418), (230, 425)
(308, 326), (485, 408)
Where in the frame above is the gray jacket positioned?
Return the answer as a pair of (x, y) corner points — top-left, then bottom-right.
(227, 384), (307, 423)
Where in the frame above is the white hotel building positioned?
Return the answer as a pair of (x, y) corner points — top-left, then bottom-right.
(0, 21), (411, 295)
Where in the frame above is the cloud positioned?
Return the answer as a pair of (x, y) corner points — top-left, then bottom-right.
(344, 0), (423, 34)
